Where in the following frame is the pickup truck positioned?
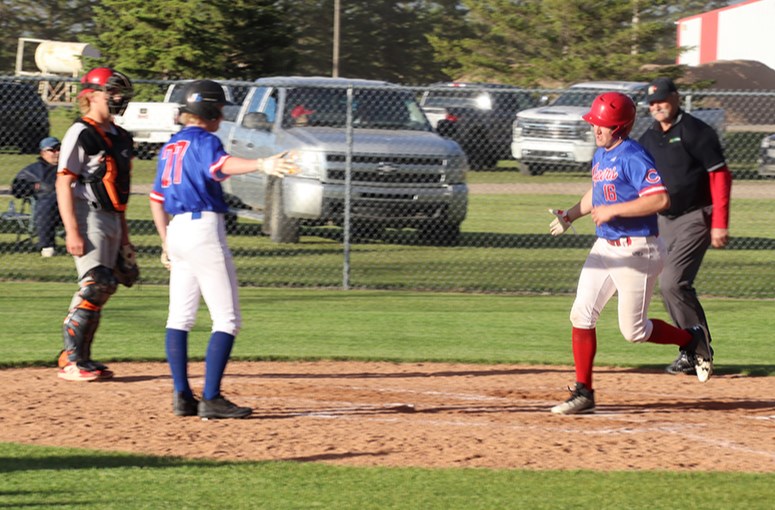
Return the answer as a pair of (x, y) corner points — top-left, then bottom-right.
(419, 82), (539, 170)
(510, 81), (726, 175)
(215, 76), (469, 244)
(114, 80), (240, 159)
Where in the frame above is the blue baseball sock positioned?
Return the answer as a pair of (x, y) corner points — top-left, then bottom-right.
(165, 328), (192, 398)
(203, 331), (235, 401)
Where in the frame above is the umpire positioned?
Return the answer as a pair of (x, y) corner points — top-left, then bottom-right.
(638, 77), (732, 375)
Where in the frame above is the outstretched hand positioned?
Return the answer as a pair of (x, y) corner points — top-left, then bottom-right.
(260, 151), (300, 177)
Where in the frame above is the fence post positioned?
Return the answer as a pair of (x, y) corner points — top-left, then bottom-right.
(342, 85), (354, 290)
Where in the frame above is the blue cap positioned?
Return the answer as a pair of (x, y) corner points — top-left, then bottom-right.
(39, 136), (60, 150)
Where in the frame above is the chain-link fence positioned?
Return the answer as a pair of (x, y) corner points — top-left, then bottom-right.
(1, 76), (773, 297)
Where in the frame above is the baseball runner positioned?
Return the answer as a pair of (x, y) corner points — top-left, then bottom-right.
(548, 92), (713, 415)
(638, 77), (731, 375)
(149, 80), (298, 419)
(56, 67), (136, 382)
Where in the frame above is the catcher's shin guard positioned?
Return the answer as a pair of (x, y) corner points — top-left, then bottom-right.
(62, 307), (100, 363)
(61, 266), (116, 363)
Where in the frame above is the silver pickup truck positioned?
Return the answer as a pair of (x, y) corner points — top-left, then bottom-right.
(511, 81), (726, 175)
(215, 76), (469, 244)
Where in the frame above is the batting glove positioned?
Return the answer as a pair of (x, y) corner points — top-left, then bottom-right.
(258, 151), (299, 177)
(548, 208), (576, 236)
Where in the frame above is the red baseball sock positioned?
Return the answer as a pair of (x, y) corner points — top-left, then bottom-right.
(572, 327), (596, 389)
(648, 319), (692, 347)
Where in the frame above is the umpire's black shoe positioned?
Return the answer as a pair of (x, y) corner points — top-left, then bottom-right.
(198, 395), (252, 419)
(173, 391), (199, 417)
(666, 350), (696, 375)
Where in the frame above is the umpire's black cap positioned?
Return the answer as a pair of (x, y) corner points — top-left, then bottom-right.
(646, 77), (678, 103)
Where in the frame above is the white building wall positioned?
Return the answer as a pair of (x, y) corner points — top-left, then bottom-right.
(717, 0), (775, 69)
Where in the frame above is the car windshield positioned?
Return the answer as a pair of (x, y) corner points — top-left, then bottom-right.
(423, 92), (488, 110)
(167, 84), (188, 104)
(284, 87), (431, 131)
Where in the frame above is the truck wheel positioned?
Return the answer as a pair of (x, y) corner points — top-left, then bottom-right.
(267, 177), (300, 243)
(135, 143), (158, 160)
(517, 162), (544, 176)
(468, 152), (499, 171)
(417, 221), (461, 246)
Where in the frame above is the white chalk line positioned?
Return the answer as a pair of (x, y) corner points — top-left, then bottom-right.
(245, 383), (775, 462)
(291, 412), (775, 462)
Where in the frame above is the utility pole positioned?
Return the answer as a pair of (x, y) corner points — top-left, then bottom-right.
(631, 0), (639, 56)
(333, 0), (340, 77)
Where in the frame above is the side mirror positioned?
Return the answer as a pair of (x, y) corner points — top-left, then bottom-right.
(243, 112), (272, 131)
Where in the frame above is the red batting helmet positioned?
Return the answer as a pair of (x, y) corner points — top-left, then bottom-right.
(582, 92), (636, 138)
(79, 67), (134, 116)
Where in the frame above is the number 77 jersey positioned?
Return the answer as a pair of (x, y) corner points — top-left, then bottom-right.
(591, 138), (667, 240)
(149, 126), (231, 215)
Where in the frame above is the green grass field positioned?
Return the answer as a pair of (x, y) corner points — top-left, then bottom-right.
(2, 442), (772, 510)
(0, 283), (773, 509)
(2, 190), (774, 296)
(1, 116), (774, 508)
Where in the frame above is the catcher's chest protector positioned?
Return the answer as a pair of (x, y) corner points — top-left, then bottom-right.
(76, 118), (133, 212)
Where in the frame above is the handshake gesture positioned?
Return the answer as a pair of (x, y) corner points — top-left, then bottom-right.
(257, 150), (300, 177)
(548, 208), (576, 236)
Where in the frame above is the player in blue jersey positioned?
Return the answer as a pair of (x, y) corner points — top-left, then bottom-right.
(149, 80), (298, 419)
(546, 92), (713, 415)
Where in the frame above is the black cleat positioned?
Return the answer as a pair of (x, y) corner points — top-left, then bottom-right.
(173, 391), (199, 417)
(665, 350), (696, 375)
(198, 395), (252, 419)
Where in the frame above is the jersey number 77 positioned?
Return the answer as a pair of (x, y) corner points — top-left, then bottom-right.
(160, 140), (191, 188)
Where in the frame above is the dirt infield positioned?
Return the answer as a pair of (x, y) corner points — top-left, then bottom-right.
(1, 361), (773, 472)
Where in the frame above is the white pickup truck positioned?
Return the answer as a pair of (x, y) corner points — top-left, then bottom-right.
(114, 81), (237, 159)
(511, 81), (726, 175)
(215, 76), (469, 244)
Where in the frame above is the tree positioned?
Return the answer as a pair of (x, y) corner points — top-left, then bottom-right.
(428, 0), (743, 87)
(216, 0), (297, 80)
(84, 0), (229, 81)
(288, 0), (453, 84)
(81, 0), (302, 94)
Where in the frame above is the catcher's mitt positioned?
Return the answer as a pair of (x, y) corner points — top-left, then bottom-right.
(114, 244), (140, 287)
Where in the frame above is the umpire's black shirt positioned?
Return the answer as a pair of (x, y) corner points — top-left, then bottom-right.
(638, 110), (726, 219)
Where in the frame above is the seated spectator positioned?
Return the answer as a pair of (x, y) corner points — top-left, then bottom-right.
(290, 105), (314, 127)
(11, 136), (62, 257)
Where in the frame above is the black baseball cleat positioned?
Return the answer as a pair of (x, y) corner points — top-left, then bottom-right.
(198, 395), (252, 419)
(173, 391), (199, 417)
(665, 350), (696, 375)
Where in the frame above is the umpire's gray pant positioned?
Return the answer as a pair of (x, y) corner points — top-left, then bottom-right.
(657, 206), (713, 340)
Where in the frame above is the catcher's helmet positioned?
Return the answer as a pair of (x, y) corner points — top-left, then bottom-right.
(79, 67), (134, 116)
(582, 92), (636, 138)
(179, 80), (228, 121)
